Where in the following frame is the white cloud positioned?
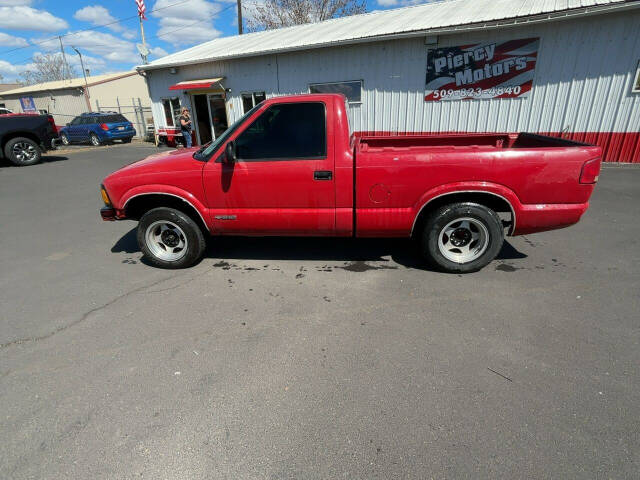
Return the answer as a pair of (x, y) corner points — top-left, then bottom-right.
(73, 5), (136, 40)
(0, 0), (33, 5)
(377, 0), (399, 5)
(0, 6), (68, 32)
(35, 31), (141, 66)
(66, 52), (107, 73)
(152, 0), (223, 46)
(0, 32), (28, 46)
(150, 46), (169, 58)
(0, 59), (31, 78)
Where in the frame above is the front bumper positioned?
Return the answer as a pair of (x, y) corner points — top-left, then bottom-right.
(100, 207), (117, 221)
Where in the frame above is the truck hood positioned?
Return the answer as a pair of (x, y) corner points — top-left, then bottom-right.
(116, 147), (202, 174)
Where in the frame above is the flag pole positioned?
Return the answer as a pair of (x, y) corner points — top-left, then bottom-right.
(139, 16), (148, 64)
(137, 0), (149, 64)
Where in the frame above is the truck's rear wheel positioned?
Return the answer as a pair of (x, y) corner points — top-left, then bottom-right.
(137, 207), (206, 269)
(421, 202), (504, 273)
(4, 137), (42, 166)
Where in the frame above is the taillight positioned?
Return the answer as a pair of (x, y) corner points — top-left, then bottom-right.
(579, 157), (601, 184)
(100, 123), (109, 131)
(47, 115), (55, 129)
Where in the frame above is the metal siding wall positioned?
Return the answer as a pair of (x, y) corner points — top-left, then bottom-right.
(146, 56), (279, 129)
(1, 90), (86, 125)
(146, 9), (640, 161)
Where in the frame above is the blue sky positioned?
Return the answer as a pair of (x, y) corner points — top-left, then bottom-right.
(0, 0), (410, 82)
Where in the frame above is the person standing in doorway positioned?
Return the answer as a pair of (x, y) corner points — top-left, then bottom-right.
(179, 107), (192, 148)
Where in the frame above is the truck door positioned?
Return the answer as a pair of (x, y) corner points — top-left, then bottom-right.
(202, 100), (336, 235)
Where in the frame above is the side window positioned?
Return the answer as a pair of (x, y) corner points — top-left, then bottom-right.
(309, 81), (362, 104)
(633, 60), (640, 93)
(162, 98), (180, 126)
(235, 102), (326, 161)
(70, 117), (82, 125)
(241, 91), (267, 114)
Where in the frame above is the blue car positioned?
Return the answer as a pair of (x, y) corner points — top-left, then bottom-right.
(59, 112), (136, 146)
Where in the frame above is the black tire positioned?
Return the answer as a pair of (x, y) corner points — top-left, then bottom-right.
(89, 133), (101, 146)
(4, 137), (42, 166)
(137, 207), (206, 269)
(60, 133), (70, 146)
(421, 202), (504, 273)
(122, 137), (132, 143)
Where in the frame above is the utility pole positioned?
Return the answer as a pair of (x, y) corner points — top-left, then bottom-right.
(58, 36), (71, 80)
(237, 0), (243, 34)
(72, 46), (91, 111)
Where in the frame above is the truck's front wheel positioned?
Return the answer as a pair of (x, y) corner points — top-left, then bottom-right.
(421, 202), (504, 273)
(137, 207), (206, 269)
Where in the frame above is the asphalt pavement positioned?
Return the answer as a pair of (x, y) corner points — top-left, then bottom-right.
(1, 143), (639, 479)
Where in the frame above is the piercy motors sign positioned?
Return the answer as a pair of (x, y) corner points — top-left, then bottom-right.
(425, 38), (539, 101)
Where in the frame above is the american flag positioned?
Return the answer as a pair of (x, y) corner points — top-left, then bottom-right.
(136, 0), (147, 20)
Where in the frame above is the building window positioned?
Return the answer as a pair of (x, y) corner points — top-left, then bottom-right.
(241, 92), (266, 114)
(309, 80), (362, 103)
(162, 97), (181, 127)
(633, 60), (640, 93)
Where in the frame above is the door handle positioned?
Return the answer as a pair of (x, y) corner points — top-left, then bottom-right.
(314, 170), (332, 180)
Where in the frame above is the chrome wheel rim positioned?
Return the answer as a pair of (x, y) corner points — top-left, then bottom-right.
(90, 135), (99, 146)
(12, 142), (37, 163)
(438, 217), (489, 264)
(145, 221), (188, 261)
(61, 134), (69, 145)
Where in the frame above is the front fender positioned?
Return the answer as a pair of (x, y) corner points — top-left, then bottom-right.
(117, 185), (209, 227)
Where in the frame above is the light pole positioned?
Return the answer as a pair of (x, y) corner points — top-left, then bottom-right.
(71, 46), (91, 111)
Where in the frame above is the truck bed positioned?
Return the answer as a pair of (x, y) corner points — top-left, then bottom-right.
(357, 132), (589, 151)
(353, 131), (601, 237)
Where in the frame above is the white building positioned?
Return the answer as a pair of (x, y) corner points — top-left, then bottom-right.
(139, 0), (640, 163)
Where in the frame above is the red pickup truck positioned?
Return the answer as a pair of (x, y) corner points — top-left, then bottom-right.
(100, 93), (601, 273)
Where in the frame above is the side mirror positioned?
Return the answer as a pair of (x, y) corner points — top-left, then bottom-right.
(224, 141), (236, 164)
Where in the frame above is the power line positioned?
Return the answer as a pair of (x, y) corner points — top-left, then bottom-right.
(0, 0), (195, 57)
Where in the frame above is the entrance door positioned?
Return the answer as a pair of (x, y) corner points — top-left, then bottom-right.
(202, 100), (336, 235)
(192, 94), (211, 145)
(207, 94), (228, 139)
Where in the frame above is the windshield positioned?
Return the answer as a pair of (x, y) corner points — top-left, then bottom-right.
(198, 103), (262, 160)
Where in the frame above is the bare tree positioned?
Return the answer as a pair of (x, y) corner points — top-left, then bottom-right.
(20, 53), (76, 85)
(246, 0), (366, 31)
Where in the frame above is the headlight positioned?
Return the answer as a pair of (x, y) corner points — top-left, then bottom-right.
(100, 185), (111, 206)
